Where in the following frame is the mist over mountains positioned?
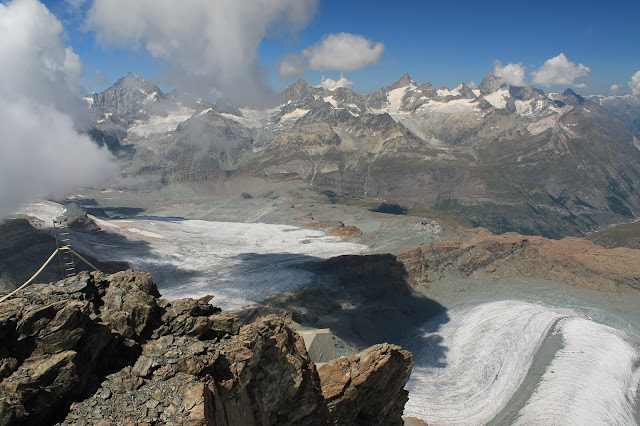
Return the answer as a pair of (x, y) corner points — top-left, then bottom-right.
(86, 71), (640, 238)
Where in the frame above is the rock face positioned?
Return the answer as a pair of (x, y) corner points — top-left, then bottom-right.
(318, 344), (413, 426)
(0, 271), (413, 425)
(397, 230), (640, 293)
(0, 271), (161, 425)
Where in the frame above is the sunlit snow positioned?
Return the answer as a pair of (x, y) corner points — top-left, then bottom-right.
(484, 89), (510, 109)
(403, 300), (640, 426)
(74, 216), (366, 310)
(128, 106), (195, 136)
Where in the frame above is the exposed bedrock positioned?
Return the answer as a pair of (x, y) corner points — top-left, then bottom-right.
(318, 344), (413, 426)
(397, 230), (640, 293)
(0, 271), (413, 425)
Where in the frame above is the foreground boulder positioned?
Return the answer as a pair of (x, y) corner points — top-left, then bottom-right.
(318, 344), (413, 426)
(0, 271), (161, 425)
(0, 271), (413, 425)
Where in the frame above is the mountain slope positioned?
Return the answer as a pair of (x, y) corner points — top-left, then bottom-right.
(85, 73), (640, 237)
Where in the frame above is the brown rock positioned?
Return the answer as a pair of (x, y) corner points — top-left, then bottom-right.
(300, 221), (363, 239)
(397, 232), (640, 293)
(318, 343), (413, 426)
(0, 271), (163, 424)
(2, 271), (416, 426)
(211, 315), (331, 426)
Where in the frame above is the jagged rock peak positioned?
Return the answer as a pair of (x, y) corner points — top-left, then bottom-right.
(281, 78), (320, 103)
(107, 72), (163, 96)
(561, 88), (586, 105)
(477, 72), (504, 95)
(455, 82), (477, 98)
(389, 73), (413, 90)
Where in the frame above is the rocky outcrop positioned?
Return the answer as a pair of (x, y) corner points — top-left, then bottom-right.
(300, 221), (363, 239)
(0, 271), (161, 424)
(318, 344), (413, 426)
(0, 271), (414, 425)
(397, 231), (640, 293)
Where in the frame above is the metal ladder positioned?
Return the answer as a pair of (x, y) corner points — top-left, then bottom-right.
(53, 217), (76, 278)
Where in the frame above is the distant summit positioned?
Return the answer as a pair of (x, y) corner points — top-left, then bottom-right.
(86, 73), (166, 118)
(388, 73), (413, 90)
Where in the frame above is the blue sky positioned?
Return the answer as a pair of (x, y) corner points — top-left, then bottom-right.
(42, 0), (640, 96)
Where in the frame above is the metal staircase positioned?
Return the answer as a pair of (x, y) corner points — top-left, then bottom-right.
(53, 218), (76, 278)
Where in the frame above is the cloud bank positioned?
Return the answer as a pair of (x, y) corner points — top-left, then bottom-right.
(86, 0), (318, 106)
(279, 33), (384, 78)
(531, 53), (590, 87)
(0, 0), (116, 220)
(629, 71), (640, 97)
(317, 75), (354, 90)
(493, 62), (526, 87)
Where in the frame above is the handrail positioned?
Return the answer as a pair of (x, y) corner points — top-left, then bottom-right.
(0, 249), (59, 303)
(0, 248), (101, 303)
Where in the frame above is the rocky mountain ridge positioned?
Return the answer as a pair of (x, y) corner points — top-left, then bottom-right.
(0, 270), (413, 425)
(86, 73), (640, 238)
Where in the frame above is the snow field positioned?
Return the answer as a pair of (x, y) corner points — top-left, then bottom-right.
(78, 217), (366, 310)
(403, 301), (569, 425)
(513, 317), (640, 425)
(404, 300), (640, 425)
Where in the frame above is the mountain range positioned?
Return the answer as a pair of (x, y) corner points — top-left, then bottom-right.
(86, 72), (640, 238)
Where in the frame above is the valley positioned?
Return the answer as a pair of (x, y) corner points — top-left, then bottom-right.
(3, 72), (640, 425)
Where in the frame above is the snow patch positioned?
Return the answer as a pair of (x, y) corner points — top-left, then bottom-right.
(416, 98), (475, 114)
(515, 100), (534, 116)
(436, 88), (460, 98)
(484, 89), (510, 109)
(128, 105), (195, 136)
(12, 201), (65, 226)
(387, 86), (408, 113)
(323, 96), (338, 107)
(280, 108), (309, 122)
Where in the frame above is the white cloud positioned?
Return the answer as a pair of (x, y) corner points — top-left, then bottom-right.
(531, 53), (590, 87)
(629, 71), (640, 97)
(279, 33), (384, 78)
(86, 0), (318, 106)
(493, 62), (526, 87)
(317, 75), (353, 91)
(0, 0), (116, 219)
(610, 84), (620, 93)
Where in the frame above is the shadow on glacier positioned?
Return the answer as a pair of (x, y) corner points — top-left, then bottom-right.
(263, 253), (451, 368)
(227, 252), (324, 276)
(70, 224), (202, 290)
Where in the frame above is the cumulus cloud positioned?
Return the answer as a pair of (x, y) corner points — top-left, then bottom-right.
(531, 53), (590, 88)
(610, 84), (620, 93)
(493, 62), (526, 87)
(279, 33), (384, 78)
(85, 0), (318, 106)
(629, 71), (640, 97)
(0, 0), (116, 219)
(317, 75), (353, 91)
